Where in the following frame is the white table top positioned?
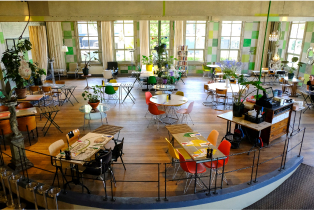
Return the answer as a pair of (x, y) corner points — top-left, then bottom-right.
(150, 94), (188, 106)
(206, 65), (220, 68)
(207, 83), (245, 93)
(284, 77), (302, 83)
(140, 71), (156, 78)
(79, 104), (111, 114)
(102, 83), (121, 87)
(152, 85), (175, 91)
(42, 83), (66, 88)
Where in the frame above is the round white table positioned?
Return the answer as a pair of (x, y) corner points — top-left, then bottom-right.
(207, 83), (245, 93)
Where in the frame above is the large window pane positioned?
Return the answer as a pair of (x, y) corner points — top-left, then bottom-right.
(230, 37), (240, 49)
(124, 24), (133, 36)
(221, 37), (230, 49)
(114, 37), (124, 49)
(79, 36), (89, 49)
(150, 36), (158, 49)
(114, 24), (123, 36)
(220, 50), (229, 60)
(195, 37), (205, 49)
(194, 50), (203, 61)
(125, 37), (134, 49)
(221, 24), (231, 36)
(88, 23), (98, 36)
(161, 37), (170, 48)
(187, 50), (195, 61)
(78, 24), (87, 36)
(290, 24), (298, 38)
(89, 37), (98, 49)
(288, 39), (296, 53)
(186, 24), (195, 36)
(297, 24), (305, 39)
(186, 37), (195, 49)
(125, 50), (132, 61)
(229, 51), (238, 61)
(196, 24), (206, 36)
(220, 21), (241, 62)
(81, 50), (89, 62)
(231, 24), (241, 36)
(116, 50), (125, 61)
(150, 24), (158, 36)
(161, 23), (170, 36)
(295, 39), (303, 54)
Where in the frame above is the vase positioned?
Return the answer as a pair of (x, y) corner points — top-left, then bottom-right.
(15, 88), (27, 99)
(288, 72), (294, 79)
(233, 103), (244, 117)
(88, 101), (100, 110)
(225, 79), (230, 88)
(146, 65), (153, 71)
(83, 68), (89, 76)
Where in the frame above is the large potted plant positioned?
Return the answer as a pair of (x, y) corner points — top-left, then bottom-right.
(1, 40), (33, 99)
(82, 85), (104, 110)
(287, 57), (298, 79)
(31, 63), (46, 85)
(82, 51), (99, 75)
(141, 55), (154, 71)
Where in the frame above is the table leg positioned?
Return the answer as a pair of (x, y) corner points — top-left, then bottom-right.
(69, 88), (79, 103)
(64, 165), (91, 194)
(290, 83), (299, 97)
(84, 77), (91, 90)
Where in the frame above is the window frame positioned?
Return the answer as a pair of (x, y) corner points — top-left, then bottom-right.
(183, 20), (207, 62)
(149, 20), (171, 55)
(218, 21), (244, 62)
(112, 20), (135, 62)
(286, 21), (306, 65)
(77, 21), (102, 65)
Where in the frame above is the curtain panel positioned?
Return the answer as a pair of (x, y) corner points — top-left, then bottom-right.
(101, 21), (113, 69)
(139, 20), (149, 63)
(174, 21), (184, 60)
(29, 26), (48, 72)
(46, 22), (66, 70)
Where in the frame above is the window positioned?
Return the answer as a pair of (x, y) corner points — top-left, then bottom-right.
(149, 20), (170, 54)
(185, 21), (206, 61)
(113, 20), (134, 61)
(219, 21), (242, 61)
(287, 21), (305, 66)
(77, 21), (101, 63)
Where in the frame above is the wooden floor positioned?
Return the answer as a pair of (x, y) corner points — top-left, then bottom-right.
(1, 75), (313, 198)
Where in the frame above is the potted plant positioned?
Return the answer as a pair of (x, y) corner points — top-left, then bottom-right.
(288, 57), (298, 79)
(82, 85), (104, 110)
(166, 56), (178, 70)
(82, 51), (99, 75)
(1, 40), (33, 99)
(141, 55), (154, 71)
(161, 75), (168, 84)
(31, 63), (46, 85)
(217, 59), (242, 88)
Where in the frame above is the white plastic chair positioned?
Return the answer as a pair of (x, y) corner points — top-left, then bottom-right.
(103, 70), (113, 82)
(176, 101), (194, 125)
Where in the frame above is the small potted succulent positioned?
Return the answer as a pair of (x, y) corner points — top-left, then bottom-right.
(82, 85), (104, 110)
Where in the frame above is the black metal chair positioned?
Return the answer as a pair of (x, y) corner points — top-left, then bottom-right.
(107, 62), (119, 79)
(83, 149), (115, 200)
(98, 138), (126, 170)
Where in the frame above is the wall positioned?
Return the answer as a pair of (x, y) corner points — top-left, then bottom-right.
(278, 21), (290, 61)
(61, 22), (77, 71)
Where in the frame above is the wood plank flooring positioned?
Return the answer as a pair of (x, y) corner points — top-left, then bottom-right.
(1, 76), (312, 198)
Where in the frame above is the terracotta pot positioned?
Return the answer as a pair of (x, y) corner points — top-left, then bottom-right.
(15, 88), (27, 99)
(88, 101), (100, 110)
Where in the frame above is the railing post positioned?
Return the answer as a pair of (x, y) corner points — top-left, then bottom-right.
(283, 136), (291, 169)
(248, 150), (256, 185)
(298, 128), (306, 157)
(206, 158), (213, 196)
(156, 163), (160, 201)
(213, 158), (218, 194)
(194, 161), (198, 194)
(164, 163), (168, 201)
(23, 147), (29, 183)
(220, 158), (226, 189)
(279, 136), (288, 171)
(254, 148), (261, 183)
(110, 162), (115, 202)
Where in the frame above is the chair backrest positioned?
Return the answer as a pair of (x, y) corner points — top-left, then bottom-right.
(204, 84), (209, 91)
(107, 62), (118, 70)
(230, 80), (237, 84)
(29, 86), (40, 93)
(66, 129), (80, 143)
(17, 116), (37, 131)
(96, 149), (113, 172)
(112, 138), (124, 158)
(16, 102), (33, 109)
(0, 105), (9, 112)
(103, 70), (113, 79)
(69, 63), (78, 72)
(186, 101), (194, 114)
(48, 139), (65, 155)
(42, 86), (52, 93)
(0, 120), (12, 135)
(165, 138), (179, 160)
(262, 68), (269, 71)
(55, 81), (65, 84)
(109, 79), (119, 91)
(145, 92), (153, 105)
(148, 102), (162, 115)
(176, 91), (184, 96)
(216, 88), (227, 96)
(215, 67), (222, 73)
(178, 150), (199, 174)
(45, 80), (53, 84)
(105, 86), (116, 94)
(148, 76), (157, 84)
(218, 140), (231, 164)
(207, 130), (219, 147)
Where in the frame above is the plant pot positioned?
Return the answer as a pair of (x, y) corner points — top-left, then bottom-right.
(83, 68), (89, 76)
(288, 72), (294, 79)
(146, 64), (153, 71)
(15, 88), (27, 99)
(88, 101), (100, 110)
(163, 79), (168, 84)
(34, 77), (42, 86)
(233, 103), (244, 117)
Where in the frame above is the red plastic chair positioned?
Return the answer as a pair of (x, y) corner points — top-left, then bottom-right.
(203, 140), (231, 185)
(177, 150), (206, 194)
(176, 101), (194, 125)
(147, 102), (165, 130)
(145, 92), (159, 117)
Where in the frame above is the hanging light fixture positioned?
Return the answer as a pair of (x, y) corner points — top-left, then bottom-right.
(272, 53), (280, 62)
(269, 31), (279, 42)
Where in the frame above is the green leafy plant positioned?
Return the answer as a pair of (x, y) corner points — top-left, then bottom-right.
(141, 55), (154, 65)
(82, 85), (104, 103)
(289, 57), (299, 73)
(31, 62), (46, 79)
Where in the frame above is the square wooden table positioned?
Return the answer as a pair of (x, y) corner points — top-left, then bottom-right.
(17, 95), (44, 107)
(92, 124), (124, 143)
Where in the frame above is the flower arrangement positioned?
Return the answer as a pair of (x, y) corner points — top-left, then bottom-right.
(216, 59), (242, 76)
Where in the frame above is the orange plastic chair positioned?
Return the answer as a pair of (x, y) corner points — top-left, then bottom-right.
(203, 140), (231, 185)
(0, 120), (12, 150)
(55, 81), (65, 84)
(0, 106), (9, 112)
(66, 129), (80, 144)
(29, 86), (41, 95)
(177, 101), (194, 125)
(17, 116), (38, 146)
(147, 102), (166, 130)
(16, 102), (33, 109)
(207, 130), (219, 147)
(44, 80), (53, 84)
(177, 150), (207, 194)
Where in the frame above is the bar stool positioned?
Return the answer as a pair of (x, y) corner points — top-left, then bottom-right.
(48, 187), (61, 210)
(2, 170), (14, 208)
(10, 174), (24, 209)
(26, 182), (39, 210)
(0, 167), (7, 203)
(37, 184), (51, 210)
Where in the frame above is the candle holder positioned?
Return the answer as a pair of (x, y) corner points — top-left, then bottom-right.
(26, 182), (39, 210)
(0, 167), (7, 203)
(10, 173), (25, 210)
(2, 171), (14, 208)
(48, 187), (61, 210)
(37, 184), (51, 210)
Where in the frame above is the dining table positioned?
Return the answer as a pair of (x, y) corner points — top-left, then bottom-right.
(17, 95), (44, 107)
(102, 83), (122, 103)
(139, 71), (156, 91)
(0, 107), (37, 120)
(150, 94), (188, 124)
(206, 64), (220, 80)
(283, 77), (302, 97)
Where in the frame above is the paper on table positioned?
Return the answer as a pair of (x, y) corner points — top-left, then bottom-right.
(190, 133), (201, 137)
(181, 141), (193, 146)
(200, 142), (212, 147)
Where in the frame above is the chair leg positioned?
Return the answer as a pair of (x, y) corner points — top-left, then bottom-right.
(120, 156), (126, 170)
(188, 114), (194, 125)
(83, 116), (86, 130)
(26, 125), (31, 146)
(102, 174), (107, 201)
(1, 130), (6, 151)
(36, 127), (38, 138)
